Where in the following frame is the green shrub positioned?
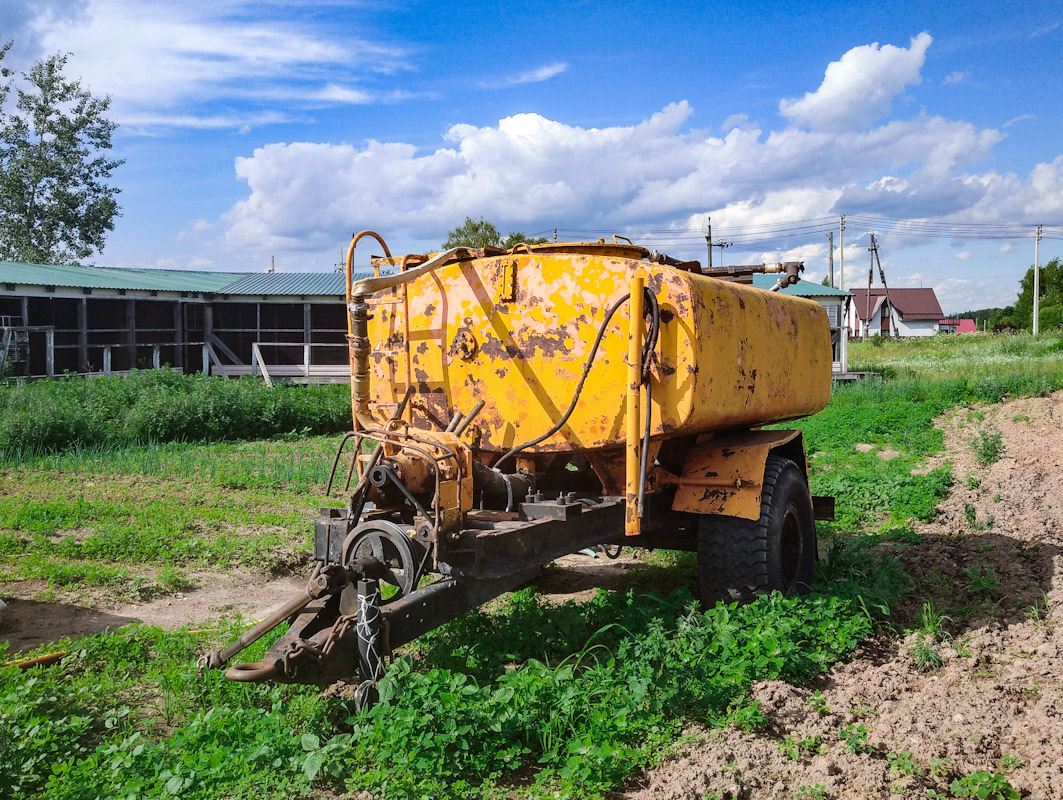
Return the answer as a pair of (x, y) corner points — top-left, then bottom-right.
(0, 371), (351, 455)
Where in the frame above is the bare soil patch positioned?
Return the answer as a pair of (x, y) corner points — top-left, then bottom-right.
(1, 571), (306, 653)
(622, 391), (1063, 800)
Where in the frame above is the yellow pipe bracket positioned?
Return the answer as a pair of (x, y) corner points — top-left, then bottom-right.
(625, 273), (645, 536)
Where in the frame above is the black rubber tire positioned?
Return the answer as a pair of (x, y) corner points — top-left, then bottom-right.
(696, 454), (816, 604)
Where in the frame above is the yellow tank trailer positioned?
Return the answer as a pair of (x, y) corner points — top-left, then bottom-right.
(204, 233), (835, 695)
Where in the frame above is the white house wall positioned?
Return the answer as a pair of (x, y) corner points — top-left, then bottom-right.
(893, 317), (937, 337)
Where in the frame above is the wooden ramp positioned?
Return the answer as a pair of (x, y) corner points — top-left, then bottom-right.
(208, 341), (350, 385)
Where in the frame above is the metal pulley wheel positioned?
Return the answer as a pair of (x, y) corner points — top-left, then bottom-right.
(340, 520), (425, 602)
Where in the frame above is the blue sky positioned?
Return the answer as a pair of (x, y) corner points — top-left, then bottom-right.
(3, 0), (1062, 312)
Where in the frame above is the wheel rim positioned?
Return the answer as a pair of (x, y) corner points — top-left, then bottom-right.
(340, 521), (424, 602)
(780, 503), (803, 585)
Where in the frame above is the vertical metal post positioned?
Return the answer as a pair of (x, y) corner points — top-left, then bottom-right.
(304, 302), (312, 378)
(1033, 225), (1042, 335)
(173, 302), (184, 371)
(152, 345), (161, 369)
(625, 273), (645, 537)
(127, 300), (136, 369)
(706, 217), (712, 269)
(103, 346), (112, 374)
(203, 302), (213, 375)
(827, 231), (834, 287)
(45, 328), (54, 377)
(77, 297), (88, 373)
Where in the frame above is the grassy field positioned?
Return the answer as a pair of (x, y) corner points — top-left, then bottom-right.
(848, 330), (1063, 382)
(3, 338), (1063, 799)
(0, 435), (346, 599)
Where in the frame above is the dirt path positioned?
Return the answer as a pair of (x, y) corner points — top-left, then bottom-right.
(1, 571), (307, 654)
(622, 391), (1063, 799)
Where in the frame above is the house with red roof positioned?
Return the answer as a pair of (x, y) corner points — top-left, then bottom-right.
(957, 319), (978, 334)
(847, 287), (951, 337)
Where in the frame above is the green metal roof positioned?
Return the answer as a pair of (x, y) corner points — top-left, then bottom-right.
(750, 274), (851, 297)
(0, 261), (242, 293)
(220, 272), (365, 296)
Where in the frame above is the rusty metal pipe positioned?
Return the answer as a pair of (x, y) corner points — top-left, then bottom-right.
(350, 247), (466, 297)
(345, 232), (395, 430)
(207, 588), (314, 670)
(625, 273), (645, 536)
(452, 399), (486, 436)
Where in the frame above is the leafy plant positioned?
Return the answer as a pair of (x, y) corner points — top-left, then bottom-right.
(963, 565), (1000, 597)
(0, 371), (351, 455)
(806, 690), (830, 716)
(996, 754), (1023, 774)
(910, 634), (944, 671)
(887, 750), (922, 775)
(971, 428), (1004, 466)
(949, 771), (1019, 799)
(840, 723), (873, 754)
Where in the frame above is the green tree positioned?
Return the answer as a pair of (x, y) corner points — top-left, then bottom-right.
(443, 217), (548, 250)
(443, 216), (501, 249)
(500, 230), (548, 248)
(1013, 257), (1063, 331)
(0, 45), (123, 265)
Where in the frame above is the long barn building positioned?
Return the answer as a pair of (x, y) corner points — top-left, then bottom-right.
(0, 262), (354, 382)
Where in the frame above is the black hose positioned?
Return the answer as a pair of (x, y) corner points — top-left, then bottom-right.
(494, 291), (631, 471)
(495, 286), (659, 474)
(637, 290), (660, 514)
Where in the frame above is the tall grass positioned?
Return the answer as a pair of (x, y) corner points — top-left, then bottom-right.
(849, 331), (1063, 382)
(0, 436), (340, 490)
(0, 370), (351, 455)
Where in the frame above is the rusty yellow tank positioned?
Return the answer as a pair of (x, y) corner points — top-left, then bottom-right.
(362, 242), (831, 453)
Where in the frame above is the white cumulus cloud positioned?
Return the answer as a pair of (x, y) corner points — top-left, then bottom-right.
(779, 32), (932, 131)
(5, 0), (407, 129)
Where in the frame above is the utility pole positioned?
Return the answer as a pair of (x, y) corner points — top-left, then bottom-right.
(1034, 224), (1042, 335)
(839, 215), (845, 291)
(869, 233), (896, 338)
(827, 231), (834, 287)
(705, 216), (733, 267)
(705, 217), (712, 269)
(864, 235), (875, 340)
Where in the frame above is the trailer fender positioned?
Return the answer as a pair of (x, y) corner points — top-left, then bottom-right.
(671, 429), (808, 521)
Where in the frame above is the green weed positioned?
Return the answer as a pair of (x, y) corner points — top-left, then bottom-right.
(963, 565), (1000, 598)
(806, 690), (830, 716)
(910, 635), (944, 671)
(792, 784), (827, 799)
(971, 428), (1004, 466)
(0, 536), (905, 800)
(887, 750), (921, 775)
(949, 771), (1019, 799)
(839, 723), (873, 754)
(996, 754), (1023, 773)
